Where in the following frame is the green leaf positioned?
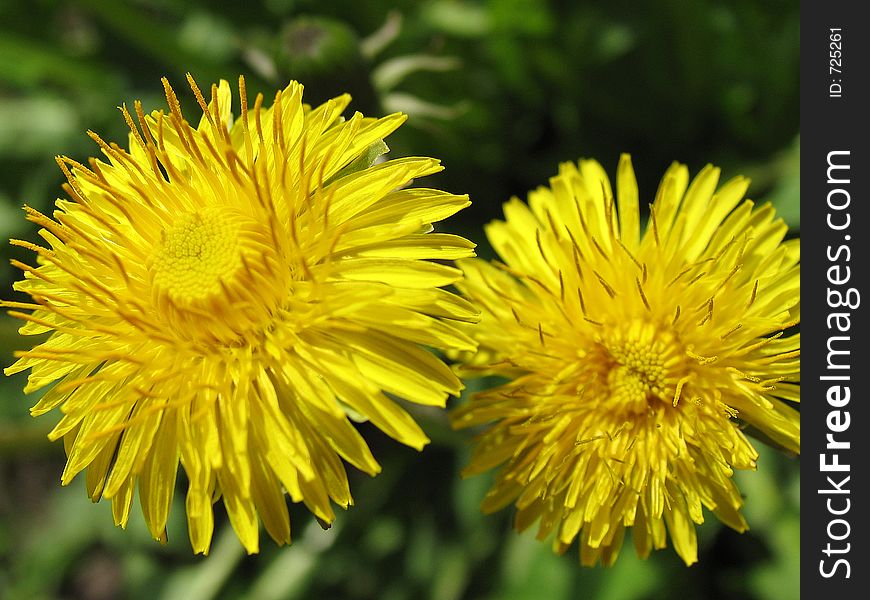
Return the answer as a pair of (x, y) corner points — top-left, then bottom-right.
(327, 139), (390, 185)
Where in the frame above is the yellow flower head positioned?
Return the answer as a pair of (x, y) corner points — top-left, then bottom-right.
(5, 75), (478, 554)
(452, 155), (799, 566)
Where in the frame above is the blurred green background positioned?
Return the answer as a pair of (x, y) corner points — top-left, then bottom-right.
(0, 1), (799, 599)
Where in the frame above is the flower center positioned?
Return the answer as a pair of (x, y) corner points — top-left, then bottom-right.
(598, 320), (685, 413)
(152, 208), (243, 304)
(149, 207), (283, 344)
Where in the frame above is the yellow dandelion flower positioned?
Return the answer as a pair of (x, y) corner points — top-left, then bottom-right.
(4, 75), (478, 554)
(451, 155), (799, 566)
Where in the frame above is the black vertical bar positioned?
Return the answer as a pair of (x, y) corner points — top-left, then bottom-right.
(802, 2), (869, 597)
